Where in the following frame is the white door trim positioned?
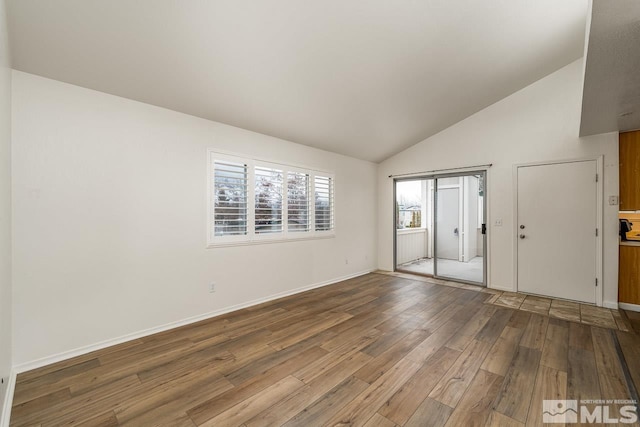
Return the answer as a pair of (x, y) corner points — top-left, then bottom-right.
(512, 156), (604, 306)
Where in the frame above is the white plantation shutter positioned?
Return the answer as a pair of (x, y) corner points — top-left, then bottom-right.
(208, 150), (334, 246)
(314, 176), (334, 231)
(212, 160), (248, 237)
(287, 172), (310, 232)
(254, 166), (284, 234)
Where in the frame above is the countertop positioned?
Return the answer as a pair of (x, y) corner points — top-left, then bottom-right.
(620, 240), (640, 247)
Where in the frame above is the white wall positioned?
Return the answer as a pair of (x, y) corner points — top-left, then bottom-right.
(11, 71), (378, 366)
(0, 0), (12, 417)
(378, 59), (620, 307)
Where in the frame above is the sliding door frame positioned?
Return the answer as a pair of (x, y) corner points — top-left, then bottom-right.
(393, 169), (488, 287)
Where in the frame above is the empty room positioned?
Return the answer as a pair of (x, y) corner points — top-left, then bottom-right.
(1, 0), (640, 426)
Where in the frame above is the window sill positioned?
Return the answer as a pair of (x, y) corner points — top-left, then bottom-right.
(207, 233), (336, 248)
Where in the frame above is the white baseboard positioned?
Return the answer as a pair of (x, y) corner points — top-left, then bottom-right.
(619, 302), (640, 313)
(13, 269), (374, 374)
(603, 301), (619, 310)
(0, 369), (16, 427)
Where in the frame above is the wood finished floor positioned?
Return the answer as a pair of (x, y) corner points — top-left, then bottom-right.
(10, 273), (640, 426)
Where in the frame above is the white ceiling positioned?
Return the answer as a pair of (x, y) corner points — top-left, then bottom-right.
(8, 0), (588, 162)
(580, 0), (640, 137)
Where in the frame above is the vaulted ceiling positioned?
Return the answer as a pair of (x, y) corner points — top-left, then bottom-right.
(7, 0), (588, 162)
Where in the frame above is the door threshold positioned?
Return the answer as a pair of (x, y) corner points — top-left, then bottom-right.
(395, 269), (434, 279)
(394, 269), (485, 288)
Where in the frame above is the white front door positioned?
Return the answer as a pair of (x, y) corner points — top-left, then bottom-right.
(517, 160), (598, 303)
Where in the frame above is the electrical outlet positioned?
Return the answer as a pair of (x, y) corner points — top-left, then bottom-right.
(609, 196), (619, 206)
(345, 258), (349, 265)
(494, 219), (503, 226)
(209, 283), (216, 293)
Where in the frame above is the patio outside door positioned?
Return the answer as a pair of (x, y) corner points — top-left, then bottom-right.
(394, 171), (486, 286)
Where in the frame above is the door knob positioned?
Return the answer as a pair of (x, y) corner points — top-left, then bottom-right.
(520, 225), (525, 229)
(519, 234), (526, 239)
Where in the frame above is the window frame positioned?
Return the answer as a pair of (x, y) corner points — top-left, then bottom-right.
(207, 150), (335, 247)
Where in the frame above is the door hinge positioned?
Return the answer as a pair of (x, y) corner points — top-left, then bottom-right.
(595, 278), (598, 287)
(595, 174), (599, 182)
(596, 228), (598, 237)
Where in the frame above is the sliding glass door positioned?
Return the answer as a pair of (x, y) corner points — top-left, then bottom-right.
(433, 172), (485, 284)
(395, 178), (434, 276)
(394, 171), (486, 286)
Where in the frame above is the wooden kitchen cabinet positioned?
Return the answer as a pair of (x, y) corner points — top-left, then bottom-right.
(619, 245), (640, 305)
(620, 130), (640, 211)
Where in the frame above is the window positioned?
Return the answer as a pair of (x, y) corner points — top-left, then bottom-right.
(208, 151), (334, 246)
(314, 176), (334, 231)
(255, 166), (284, 234)
(287, 172), (310, 232)
(212, 160), (248, 237)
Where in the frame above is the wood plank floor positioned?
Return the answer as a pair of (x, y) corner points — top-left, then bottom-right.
(10, 273), (640, 426)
